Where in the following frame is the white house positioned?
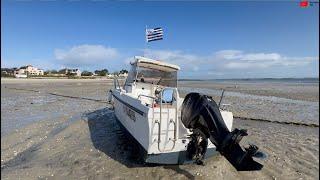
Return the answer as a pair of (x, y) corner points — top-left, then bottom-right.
(15, 74), (28, 78)
(119, 72), (128, 78)
(14, 65), (44, 77)
(59, 68), (81, 77)
(107, 74), (115, 78)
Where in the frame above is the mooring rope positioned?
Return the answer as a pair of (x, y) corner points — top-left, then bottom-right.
(4, 86), (40, 93)
(4, 86), (108, 103)
(234, 116), (319, 127)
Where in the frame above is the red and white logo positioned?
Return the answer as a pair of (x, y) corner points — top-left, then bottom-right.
(300, 0), (309, 7)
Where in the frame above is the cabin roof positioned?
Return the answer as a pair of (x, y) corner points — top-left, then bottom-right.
(134, 56), (180, 72)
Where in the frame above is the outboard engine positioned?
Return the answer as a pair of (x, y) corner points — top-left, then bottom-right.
(181, 93), (264, 171)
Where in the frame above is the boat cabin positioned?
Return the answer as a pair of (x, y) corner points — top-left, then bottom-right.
(115, 56), (181, 108)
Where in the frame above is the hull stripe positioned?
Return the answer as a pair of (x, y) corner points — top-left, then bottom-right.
(112, 93), (145, 116)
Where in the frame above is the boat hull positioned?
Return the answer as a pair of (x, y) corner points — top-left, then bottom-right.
(114, 115), (218, 165)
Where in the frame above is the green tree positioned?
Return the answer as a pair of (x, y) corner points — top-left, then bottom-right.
(119, 69), (128, 74)
(95, 69), (108, 76)
(51, 70), (58, 74)
(66, 72), (75, 77)
(81, 71), (93, 76)
(100, 69), (108, 76)
(94, 70), (100, 75)
(58, 69), (66, 74)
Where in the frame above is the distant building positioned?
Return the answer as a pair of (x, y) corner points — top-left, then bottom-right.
(119, 72), (128, 78)
(1, 68), (17, 76)
(21, 65), (44, 75)
(15, 74), (28, 78)
(59, 68), (81, 77)
(107, 72), (127, 79)
(13, 65), (44, 77)
(14, 68), (26, 75)
(107, 74), (115, 78)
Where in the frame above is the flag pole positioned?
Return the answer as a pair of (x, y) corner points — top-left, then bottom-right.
(144, 25), (147, 57)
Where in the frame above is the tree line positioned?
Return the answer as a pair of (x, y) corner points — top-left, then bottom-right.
(44, 69), (128, 76)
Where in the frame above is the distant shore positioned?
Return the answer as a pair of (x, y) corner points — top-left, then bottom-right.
(1, 77), (115, 84)
(179, 77), (319, 83)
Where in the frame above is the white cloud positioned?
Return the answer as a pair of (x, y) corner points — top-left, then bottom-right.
(54, 44), (118, 67)
(141, 49), (318, 78)
(143, 49), (200, 72)
(240, 53), (281, 61)
(216, 50), (317, 69)
(215, 50), (243, 60)
(143, 49), (318, 70)
(52, 46), (316, 73)
(207, 71), (225, 76)
(124, 57), (131, 64)
(224, 62), (270, 69)
(215, 50), (281, 61)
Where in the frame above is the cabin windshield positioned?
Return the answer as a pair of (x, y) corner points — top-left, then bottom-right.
(124, 62), (178, 88)
(136, 67), (177, 87)
(124, 64), (137, 86)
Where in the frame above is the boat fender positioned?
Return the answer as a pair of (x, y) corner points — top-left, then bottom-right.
(107, 90), (113, 104)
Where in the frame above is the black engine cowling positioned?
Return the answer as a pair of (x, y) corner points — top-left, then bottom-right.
(181, 92), (264, 171)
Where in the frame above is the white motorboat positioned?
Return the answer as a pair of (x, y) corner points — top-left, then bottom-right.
(108, 56), (264, 170)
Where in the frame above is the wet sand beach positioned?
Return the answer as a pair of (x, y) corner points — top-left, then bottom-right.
(1, 78), (319, 179)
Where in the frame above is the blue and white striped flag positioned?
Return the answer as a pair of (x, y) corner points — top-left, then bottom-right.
(146, 27), (163, 42)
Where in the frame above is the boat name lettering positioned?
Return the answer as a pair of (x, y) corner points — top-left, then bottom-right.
(123, 105), (136, 121)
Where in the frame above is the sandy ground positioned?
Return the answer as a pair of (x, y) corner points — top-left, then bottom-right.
(179, 80), (319, 102)
(1, 78), (319, 179)
(178, 80), (319, 126)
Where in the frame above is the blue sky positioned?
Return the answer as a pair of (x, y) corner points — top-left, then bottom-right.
(1, 1), (319, 78)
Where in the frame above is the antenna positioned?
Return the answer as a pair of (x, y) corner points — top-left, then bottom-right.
(218, 89), (225, 108)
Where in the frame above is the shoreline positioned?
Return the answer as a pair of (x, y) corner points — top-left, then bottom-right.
(1, 78), (114, 84)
